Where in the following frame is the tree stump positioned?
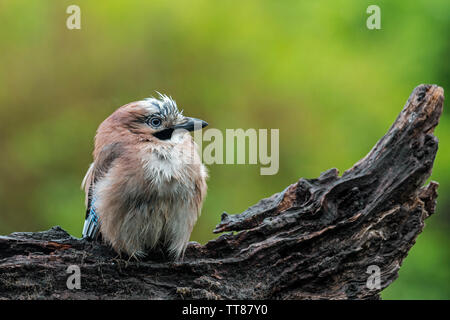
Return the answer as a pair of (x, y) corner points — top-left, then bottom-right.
(0, 84), (444, 299)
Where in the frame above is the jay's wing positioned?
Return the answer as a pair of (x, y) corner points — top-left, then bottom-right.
(81, 142), (124, 239)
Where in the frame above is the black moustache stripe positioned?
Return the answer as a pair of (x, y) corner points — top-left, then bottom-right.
(154, 128), (174, 140)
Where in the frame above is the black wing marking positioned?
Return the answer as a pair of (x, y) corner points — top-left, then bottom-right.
(83, 142), (125, 239)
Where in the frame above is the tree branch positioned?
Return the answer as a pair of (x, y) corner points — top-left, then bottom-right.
(0, 84), (444, 299)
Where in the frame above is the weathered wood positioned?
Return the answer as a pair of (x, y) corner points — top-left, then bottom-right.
(0, 84), (444, 299)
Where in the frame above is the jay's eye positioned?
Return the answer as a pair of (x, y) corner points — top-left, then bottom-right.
(148, 117), (162, 128)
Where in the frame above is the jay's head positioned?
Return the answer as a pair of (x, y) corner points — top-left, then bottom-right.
(101, 93), (208, 143)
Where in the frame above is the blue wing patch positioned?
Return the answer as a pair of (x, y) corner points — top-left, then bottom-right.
(82, 196), (100, 239)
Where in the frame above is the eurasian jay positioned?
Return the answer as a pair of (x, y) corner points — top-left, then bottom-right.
(81, 93), (208, 260)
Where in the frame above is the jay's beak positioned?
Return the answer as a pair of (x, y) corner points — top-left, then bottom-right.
(173, 117), (208, 132)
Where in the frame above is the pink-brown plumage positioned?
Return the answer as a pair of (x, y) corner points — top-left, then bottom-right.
(82, 95), (208, 259)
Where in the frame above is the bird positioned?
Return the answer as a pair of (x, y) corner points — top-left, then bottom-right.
(81, 93), (208, 260)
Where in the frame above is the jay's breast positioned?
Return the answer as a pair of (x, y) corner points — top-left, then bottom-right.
(140, 146), (204, 200)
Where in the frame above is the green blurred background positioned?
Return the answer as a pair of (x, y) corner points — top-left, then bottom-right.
(0, 0), (448, 299)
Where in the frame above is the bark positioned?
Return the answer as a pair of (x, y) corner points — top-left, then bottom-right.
(0, 84), (444, 300)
